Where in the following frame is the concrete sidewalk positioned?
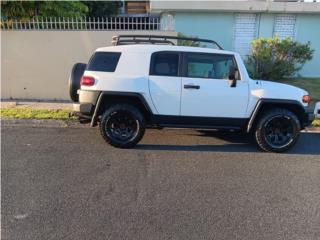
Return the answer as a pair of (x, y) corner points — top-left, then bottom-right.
(1, 101), (73, 110)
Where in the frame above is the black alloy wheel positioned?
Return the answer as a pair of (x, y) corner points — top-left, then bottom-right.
(262, 115), (295, 149)
(106, 110), (139, 143)
(100, 104), (146, 148)
(255, 108), (300, 152)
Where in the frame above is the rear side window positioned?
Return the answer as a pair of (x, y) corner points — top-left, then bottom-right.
(87, 52), (121, 72)
(150, 52), (179, 77)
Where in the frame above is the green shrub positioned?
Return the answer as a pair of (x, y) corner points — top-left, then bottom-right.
(247, 37), (314, 80)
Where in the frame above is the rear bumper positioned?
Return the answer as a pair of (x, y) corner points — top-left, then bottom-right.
(73, 103), (93, 114)
(72, 90), (101, 117)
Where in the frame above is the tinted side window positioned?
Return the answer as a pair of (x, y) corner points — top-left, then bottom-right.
(87, 52), (121, 72)
(150, 52), (179, 77)
(186, 53), (237, 79)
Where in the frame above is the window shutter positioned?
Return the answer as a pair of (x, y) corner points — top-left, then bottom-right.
(273, 14), (297, 39)
(233, 14), (258, 58)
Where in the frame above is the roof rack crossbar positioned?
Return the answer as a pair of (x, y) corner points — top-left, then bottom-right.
(114, 39), (175, 46)
(112, 35), (223, 50)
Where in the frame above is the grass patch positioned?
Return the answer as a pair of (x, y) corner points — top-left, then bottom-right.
(278, 78), (320, 104)
(0, 108), (74, 120)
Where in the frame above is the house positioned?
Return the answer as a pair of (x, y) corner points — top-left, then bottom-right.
(151, 0), (320, 77)
(119, 1), (150, 15)
(125, 1), (150, 14)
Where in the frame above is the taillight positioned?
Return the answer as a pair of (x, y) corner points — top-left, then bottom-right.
(302, 95), (311, 103)
(80, 76), (95, 86)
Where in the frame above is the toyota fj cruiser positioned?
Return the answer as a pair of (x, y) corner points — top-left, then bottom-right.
(70, 35), (314, 152)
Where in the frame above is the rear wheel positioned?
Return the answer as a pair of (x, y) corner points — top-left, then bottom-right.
(254, 108), (300, 152)
(100, 104), (146, 148)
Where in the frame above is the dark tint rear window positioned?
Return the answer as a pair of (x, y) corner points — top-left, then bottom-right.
(150, 52), (179, 77)
(87, 52), (121, 72)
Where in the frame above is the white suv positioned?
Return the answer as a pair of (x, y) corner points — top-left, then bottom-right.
(70, 35), (314, 152)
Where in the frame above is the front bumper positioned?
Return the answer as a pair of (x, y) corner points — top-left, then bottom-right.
(303, 107), (315, 127)
(315, 102), (320, 119)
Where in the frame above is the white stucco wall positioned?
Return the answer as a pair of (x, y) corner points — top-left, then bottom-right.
(1, 30), (177, 100)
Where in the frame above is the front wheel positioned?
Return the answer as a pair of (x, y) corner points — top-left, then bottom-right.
(100, 104), (146, 148)
(254, 108), (301, 153)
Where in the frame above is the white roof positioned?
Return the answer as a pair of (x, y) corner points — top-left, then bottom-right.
(96, 44), (236, 55)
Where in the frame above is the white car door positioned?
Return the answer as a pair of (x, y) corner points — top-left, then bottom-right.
(149, 51), (181, 115)
(181, 52), (249, 118)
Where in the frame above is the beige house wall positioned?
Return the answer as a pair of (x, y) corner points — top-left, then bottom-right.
(1, 30), (176, 100)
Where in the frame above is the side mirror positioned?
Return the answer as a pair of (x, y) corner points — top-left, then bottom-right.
(228, 66), (237, 88)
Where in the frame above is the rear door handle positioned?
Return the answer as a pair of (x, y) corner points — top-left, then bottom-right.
(184, 84), (200, 90)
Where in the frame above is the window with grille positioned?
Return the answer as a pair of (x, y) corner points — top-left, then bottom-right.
(273, 14), (297, 39)
(233, 14), (258, 58)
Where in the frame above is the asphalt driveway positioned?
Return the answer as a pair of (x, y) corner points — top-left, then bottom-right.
(2, 125), (320, 240)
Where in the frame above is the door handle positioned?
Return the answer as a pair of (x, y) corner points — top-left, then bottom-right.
(184, 84), (200, 90)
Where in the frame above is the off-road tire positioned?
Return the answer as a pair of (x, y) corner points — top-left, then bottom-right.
(254, 108), (300, 153)
(100, 104), (146, 148)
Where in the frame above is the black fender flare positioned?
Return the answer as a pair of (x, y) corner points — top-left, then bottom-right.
(246, 99), (306, 132)
(90, 91), (153, 127)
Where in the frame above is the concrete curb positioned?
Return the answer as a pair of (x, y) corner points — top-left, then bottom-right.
(1, 119), (88, 128)
(303, 127), (320, 133)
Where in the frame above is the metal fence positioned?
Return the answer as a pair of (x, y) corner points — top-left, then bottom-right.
(1, 16), (165, 31)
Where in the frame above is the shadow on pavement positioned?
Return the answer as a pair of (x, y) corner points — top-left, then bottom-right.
(137, 143), (258, 153)
(288, 132), (320, 155)
(137, 130), (320, 155)
(138, 130), (258, 153)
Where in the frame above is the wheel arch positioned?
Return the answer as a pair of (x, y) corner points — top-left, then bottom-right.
(247, 99), (305, 132)
(90, 92), (153, 127)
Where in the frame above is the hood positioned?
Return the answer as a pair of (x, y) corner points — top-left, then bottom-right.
(251, 80), (309, 106)
(260, 80), (308, 93)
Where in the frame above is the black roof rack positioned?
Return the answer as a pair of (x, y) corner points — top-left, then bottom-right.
(112, 35), (223, 50)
